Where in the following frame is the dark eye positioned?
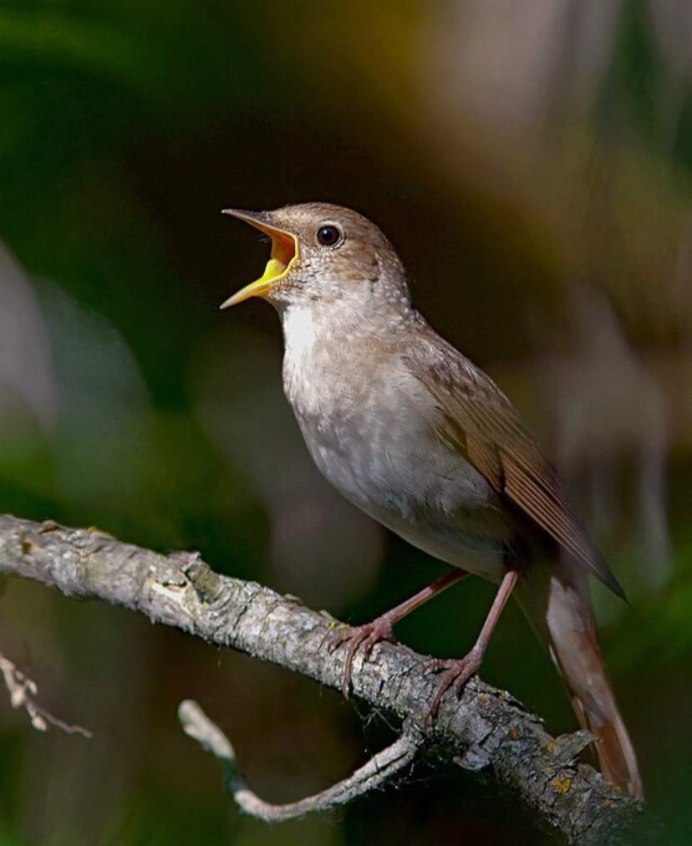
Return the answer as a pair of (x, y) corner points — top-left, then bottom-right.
(316, 224), (343, 247)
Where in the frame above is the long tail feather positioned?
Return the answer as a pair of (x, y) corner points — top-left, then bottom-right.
(517, 564), (643, 798)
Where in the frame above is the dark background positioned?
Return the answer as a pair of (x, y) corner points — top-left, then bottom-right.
(0, 1), (690, 843)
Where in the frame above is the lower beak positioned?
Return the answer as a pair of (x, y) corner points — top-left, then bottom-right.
(220, 209), (299, 308)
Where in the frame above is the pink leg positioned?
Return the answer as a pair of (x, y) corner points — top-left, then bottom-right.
(333, 569), (469, 697)
(427, 567), (521, 718)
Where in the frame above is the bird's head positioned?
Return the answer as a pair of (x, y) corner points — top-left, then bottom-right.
(220, 202), (409, 314)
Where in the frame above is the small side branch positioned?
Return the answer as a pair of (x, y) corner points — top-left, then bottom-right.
(0, 514), (645, 845)
(0, 650), (91, 737)
(179, 700), (422, 821)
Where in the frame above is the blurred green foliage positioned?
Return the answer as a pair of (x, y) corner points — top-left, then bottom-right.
(0, 1), (691, 844)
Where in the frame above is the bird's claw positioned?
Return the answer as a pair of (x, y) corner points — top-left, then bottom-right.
(329, 616), (397, 698)
(424, 649), (483, 719)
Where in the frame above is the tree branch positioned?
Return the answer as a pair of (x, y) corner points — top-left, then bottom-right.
(0, 514), (644, 845)
(179, 699), (423, 821)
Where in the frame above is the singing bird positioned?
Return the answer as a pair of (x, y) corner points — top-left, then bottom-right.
(220, 202), (642, 798)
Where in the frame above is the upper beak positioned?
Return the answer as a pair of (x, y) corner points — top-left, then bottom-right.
(220, 209), (299, 308)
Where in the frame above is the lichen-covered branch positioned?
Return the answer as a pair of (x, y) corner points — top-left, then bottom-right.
(0, 514), (644, 845)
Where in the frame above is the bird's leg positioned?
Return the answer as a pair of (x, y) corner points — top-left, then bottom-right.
(332, 569), (469, 698)
(426, 567), (521, 718)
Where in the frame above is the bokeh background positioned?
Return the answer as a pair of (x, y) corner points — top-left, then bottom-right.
(0, 1), (690, 843)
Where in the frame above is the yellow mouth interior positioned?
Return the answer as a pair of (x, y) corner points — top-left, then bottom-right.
(260, 228), (297, 284)
(221, 223), (299, 308)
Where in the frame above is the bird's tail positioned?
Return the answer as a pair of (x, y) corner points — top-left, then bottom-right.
(516, 564), (643, 798)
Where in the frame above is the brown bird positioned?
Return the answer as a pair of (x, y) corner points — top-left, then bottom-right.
(221, 202), (642, 798)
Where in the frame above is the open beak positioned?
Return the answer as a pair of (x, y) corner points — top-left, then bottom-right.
(220, 209), (299, 308)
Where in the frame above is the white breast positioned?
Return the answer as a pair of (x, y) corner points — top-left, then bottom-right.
(279, 303), (509, 580)
(281, 304), (333, 421)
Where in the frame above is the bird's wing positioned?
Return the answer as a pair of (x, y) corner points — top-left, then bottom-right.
(404, 340), (625, 598)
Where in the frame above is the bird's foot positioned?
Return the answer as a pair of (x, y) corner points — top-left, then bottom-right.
(424, 647), (483, 719)
(330, 615), (398, 698)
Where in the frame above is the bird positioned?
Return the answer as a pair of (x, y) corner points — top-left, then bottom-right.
(220, 201), (642, 798)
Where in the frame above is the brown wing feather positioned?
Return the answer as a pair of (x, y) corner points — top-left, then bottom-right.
(406, 343), (625, 598)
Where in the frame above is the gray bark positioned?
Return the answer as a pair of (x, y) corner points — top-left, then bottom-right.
(0, 514), (645, 845)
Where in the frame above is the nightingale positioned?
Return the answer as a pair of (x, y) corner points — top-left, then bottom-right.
(220, 202), (642, 798)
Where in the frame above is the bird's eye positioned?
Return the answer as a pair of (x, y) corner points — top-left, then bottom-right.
(316, 224), (343, 248)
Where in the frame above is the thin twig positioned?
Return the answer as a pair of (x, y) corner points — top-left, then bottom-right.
(179, 700), (422, 821)
(0, 651), (91, 737)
